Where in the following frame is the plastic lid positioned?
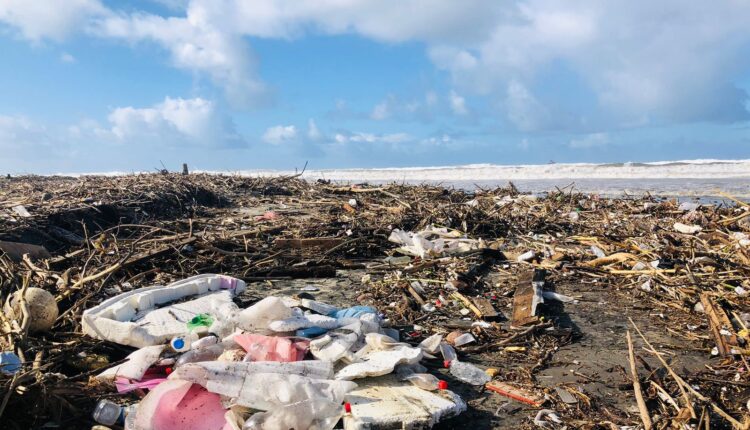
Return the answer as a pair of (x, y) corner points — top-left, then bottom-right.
(171, 338), (185, 350)
(443, 360), (452, 368)
(344, 402), (352, 413)
(438, 380), (448, 390)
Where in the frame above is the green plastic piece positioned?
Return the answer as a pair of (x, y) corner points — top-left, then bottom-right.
(187, 313), (214, 330)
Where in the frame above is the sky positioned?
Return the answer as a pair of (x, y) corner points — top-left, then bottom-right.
(0, 0), (749, 173)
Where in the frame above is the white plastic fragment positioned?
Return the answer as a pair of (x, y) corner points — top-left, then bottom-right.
(336, 346), (423, 380)
(82, 274), (246, 348)
(388, 226), (482, 259)
(343, 376), (466, 430)
(674, 222), (702, 234)
(237, 296), (293, 334)
(534, 409), (563, 428)
(678, 202), (700, 212)
(517, 250), (535, 262)
(97, 345), (165, 381)
(11, 205), (31, 217)
(452, 333), (476, 347)
(418, 334), (443, 355)
(269, 314), (339, 332)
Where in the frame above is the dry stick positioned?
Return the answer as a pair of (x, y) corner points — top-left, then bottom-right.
(627, 330), (652, 430)
(630, 318), (745, 429)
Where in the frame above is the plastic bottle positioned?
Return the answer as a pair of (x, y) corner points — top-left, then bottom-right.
(449, 361), (491, 386)
(439, 343), (457, 367)
(403, 373), (440, 391)
(175, 343), (227, 366)
(92, 399), (124, 426)
(123, 404), (138, 430)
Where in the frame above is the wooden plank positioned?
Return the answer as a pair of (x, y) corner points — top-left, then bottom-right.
(511, 269), (543, 328)
(470, 296), (499, 319)
(273, 237), (344, 250)
(700, 293), (738, 357)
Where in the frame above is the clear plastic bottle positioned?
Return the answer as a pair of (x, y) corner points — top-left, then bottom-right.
(175, 343), (227, 366)
(403, 373), (440, 391)
(92, 400), (123, 426)
(449, 361), (491, 386)
(440, 343), (457, 366)
(123, 404), (138, 430)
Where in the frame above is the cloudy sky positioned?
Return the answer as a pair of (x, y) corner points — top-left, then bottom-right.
(1, 0), (749, 173)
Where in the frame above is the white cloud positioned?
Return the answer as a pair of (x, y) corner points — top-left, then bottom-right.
(60, 52), (75, 63)
(449, 90), (467, 115)
(336, 131), (411, 144)
(262, 125), (297, 145)
(107, 97), (243, 147)
(569, 132), (609, 148)
(307, 119), (322, 140)
(4, 0), (750, 127)
(0, 0), (107, 42)
(0, 115), (55, 151)
(370, 101), (390, 120)
(506, 80), (547, 131)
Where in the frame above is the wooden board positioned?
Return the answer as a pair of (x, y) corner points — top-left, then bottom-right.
(470, 296), (499, 319)
(511, 269), (542, 328)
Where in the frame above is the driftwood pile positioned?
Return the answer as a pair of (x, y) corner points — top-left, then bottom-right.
(1, 173), (749, 429)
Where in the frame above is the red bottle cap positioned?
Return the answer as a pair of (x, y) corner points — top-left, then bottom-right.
(438, 380), (448, 390)
(443, 360), (452, 368)
(435, 299), (442, 307)
(165, 367), (173, 375)
(344, 402), (352, 413)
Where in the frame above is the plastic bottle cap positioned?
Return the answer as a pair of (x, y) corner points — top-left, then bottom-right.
(172, 338), (185, 350)
(443, 360), (452, 368)
(165, 367), (173, 375)
(344, 402), (352, 413)
(438, 380), (448, 390)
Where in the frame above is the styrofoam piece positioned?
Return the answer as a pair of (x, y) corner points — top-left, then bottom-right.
(170, 361), (355, 411)
(97, 345), (165, 381)
(236, 297), (293, 335)
(335, 345), (423, 380)
(343, 376), (466, 430)
(269, 314), (339, 332)
(82, 275), (246, 348)
(310, 330), (359, 362)
(674, 222), (702, 234)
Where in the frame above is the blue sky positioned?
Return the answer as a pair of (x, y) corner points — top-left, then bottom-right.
(0, 0), (749, 173)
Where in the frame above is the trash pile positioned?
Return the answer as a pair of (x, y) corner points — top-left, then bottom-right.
(1, 173), (750, 429)
(83, 274), (466, 429)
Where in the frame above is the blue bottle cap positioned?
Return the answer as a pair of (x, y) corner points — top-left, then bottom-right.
(172, 338), (185, 350)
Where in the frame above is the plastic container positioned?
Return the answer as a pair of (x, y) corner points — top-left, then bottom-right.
(93, 399), (124, 426)
(449, 361), (491, 386)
